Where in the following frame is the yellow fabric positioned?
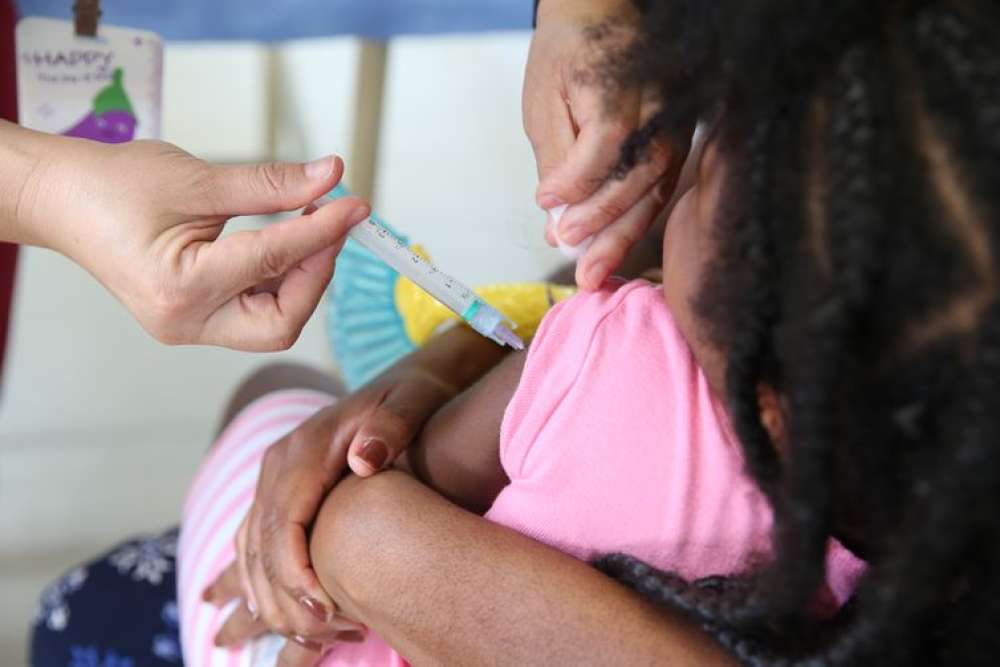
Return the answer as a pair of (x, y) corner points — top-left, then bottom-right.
(394, 246), (576, 346)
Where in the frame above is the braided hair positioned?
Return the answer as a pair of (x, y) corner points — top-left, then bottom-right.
(594, 2), (1000, 664)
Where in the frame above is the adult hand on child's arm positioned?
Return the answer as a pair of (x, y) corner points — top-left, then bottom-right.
(0, 120), (367, 350)
(526, 0), (690, 289)
(204, 326), (509, 664)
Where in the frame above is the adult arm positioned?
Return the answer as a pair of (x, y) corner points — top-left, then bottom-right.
(209, 326), (512, 655)
(0, 120), (366, 350)
(311, 470), (737, 666)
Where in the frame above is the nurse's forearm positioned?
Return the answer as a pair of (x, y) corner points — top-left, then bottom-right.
(310, 471), (737, 666)
(0, 120), (86, 248)
(0, 120), (44, 243)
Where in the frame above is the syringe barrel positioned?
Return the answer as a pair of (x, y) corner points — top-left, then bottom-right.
(346, 216), (478, 317)
(325, 190), (522, 349)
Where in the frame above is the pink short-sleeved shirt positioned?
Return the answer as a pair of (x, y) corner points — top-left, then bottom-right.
(486, 280), (865, 600)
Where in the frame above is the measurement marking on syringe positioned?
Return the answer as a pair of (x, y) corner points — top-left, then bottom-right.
(331, 201), (524, 350)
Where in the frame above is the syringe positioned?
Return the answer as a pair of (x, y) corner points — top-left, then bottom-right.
(316, 190), (525, 350)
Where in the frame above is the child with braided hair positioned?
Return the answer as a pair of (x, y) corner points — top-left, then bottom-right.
(187, 1), (1000, 664)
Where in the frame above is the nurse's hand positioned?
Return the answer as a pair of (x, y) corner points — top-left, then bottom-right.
(15, 131), (368, 351)
(524, 0), (688, 289)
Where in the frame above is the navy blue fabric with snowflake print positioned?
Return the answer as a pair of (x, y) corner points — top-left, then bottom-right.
(30, 527), (182, 667)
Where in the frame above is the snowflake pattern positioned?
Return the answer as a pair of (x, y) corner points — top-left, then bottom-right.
(35, 566), (88, 632)
(151, 600), (181, 662)
(69, 645), (135, 667)
(108, 532), (178, 585)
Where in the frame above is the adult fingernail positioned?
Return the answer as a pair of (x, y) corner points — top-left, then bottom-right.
(585, 262), (610, 289)
(305, 156), (334, 180)
(561, 223), (589, 246)
(201, 586), (214, 603)
(299, 596), (330, 623)
(547, 204), (568, 235)
(359, 438), (389, 471)
(290, 634), (323, 652)
(539, 194), (565, 210)
(246, 598), (259, 621)
(349, 205), (370, 224)
(332, 619), (367, 634)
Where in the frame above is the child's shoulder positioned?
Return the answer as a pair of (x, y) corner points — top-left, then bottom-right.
(507, 278), (704, 475)
(548, 277), (668, 320)
(531, 278), (685, 363)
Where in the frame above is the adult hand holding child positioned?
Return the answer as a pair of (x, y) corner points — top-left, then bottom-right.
(203, 327), (509, 666)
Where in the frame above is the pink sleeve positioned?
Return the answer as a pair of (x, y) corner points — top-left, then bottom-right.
(498, 282), (623, 479)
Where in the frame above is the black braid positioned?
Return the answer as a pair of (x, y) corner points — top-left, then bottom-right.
(590, 2), (1000, 664)
(910, 4), (1000, 224)
(720, 117), (784, 499)
(763, 39), (894, 617)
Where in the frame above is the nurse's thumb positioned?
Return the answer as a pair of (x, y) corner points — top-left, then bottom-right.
(209, 155), (344, 216)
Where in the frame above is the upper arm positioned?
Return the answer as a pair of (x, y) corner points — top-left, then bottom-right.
(311, 471), (737, 667)
(396, 349), (527, 514)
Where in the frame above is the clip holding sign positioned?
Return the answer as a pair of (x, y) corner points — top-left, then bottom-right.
(73, 0), (101, 37)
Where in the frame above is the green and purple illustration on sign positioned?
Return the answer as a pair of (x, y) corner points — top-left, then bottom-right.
(16, 17), (162, 144)
(62, 67), (137, 143)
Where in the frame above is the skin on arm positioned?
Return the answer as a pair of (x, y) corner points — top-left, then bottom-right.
(0, 120), (46, 245)
(310, 470), (737, 666)
(395, 350), (527, 515)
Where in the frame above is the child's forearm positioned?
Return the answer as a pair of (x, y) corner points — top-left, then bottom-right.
(394, 350), (526, 514)
(310, 471), (738, 666)
(389, 324), (511, 401)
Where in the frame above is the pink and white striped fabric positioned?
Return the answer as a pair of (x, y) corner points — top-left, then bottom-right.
(177, 389), (336, 667)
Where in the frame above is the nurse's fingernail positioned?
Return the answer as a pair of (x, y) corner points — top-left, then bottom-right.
(561, 223), (589, 246)
(539, 194), (565, 210)
(299, 596), (330, 623)
(359, 438), (389, 471)
(585, 262), (610, 289)
(305, 156), (335, 180)
(350, 205), (371, 224)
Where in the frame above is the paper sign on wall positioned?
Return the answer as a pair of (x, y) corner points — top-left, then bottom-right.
(15, 16), (162, 142)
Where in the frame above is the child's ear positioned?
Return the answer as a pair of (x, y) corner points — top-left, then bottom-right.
(757, 384), (786, 453)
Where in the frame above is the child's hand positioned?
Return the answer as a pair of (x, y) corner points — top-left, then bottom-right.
(18, 133), (368, 350)
(203, 366), (459, 656)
